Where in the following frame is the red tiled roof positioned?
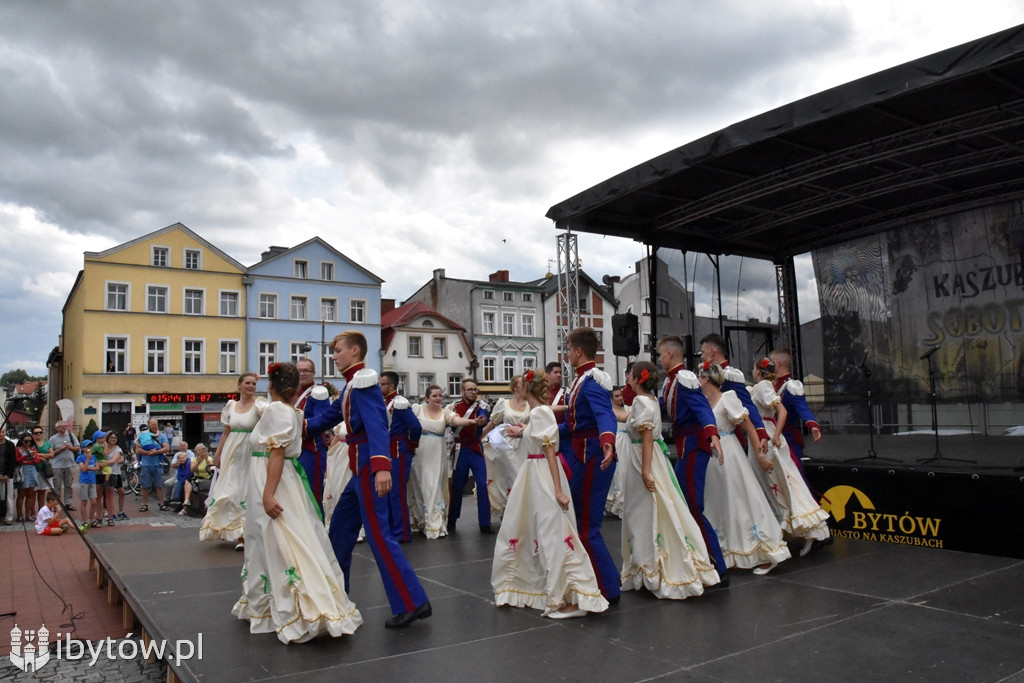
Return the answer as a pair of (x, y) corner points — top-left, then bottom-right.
(381, 301), (469, 355)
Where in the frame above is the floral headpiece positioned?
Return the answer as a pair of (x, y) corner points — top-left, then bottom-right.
(267, 362), (283, 375)
(758, 358), (774, 371)
(701, 361), (711, 372)
(639, 368), (650, 383)
(524, 369), (536, 384)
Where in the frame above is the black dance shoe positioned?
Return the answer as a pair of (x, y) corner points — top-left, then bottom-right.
(385, 601), (432, 629)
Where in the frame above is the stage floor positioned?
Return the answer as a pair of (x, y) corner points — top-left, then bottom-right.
(803, 432), (1023, 473)
(86, 517), (1024, 683)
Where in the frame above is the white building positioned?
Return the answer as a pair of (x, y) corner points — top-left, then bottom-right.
(381, 300), (475, 401)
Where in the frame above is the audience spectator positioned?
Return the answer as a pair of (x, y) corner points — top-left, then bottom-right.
(180, 443), (213, 516)
(76, 441), (102, 527)
(36, 492), (75, 535)
(136, 417), (170, 512)
(164, 441), (195, 510)
(100, 431), (127, 524)
(48, 421), (81, 511)
(31, 426), (54, 511)
(0, 428), (15, 525)
(14, 432), (40, 522)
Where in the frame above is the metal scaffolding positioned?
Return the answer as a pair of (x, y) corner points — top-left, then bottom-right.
(555, 230), (580, 380)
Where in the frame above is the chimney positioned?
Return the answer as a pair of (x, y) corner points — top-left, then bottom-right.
(261, 246), (288, 261)
(488, 270), (510, 283)
(430, 268), (445, 310)
(381, 298), (396, 316)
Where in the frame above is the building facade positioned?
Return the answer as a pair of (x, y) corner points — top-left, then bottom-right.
(381, 300), (475, 401)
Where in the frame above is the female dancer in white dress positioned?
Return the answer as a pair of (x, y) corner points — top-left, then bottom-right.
(232, 362), (362, 644)
(749, 358), (830, 556)
(700, 362), (791, 575)
(409, 385), (455, 539)
(620, 362), (720, 598)
(492, 370), (609, 619)
(482, 375), (531, 519)
(201, 372), (267, 546)
(606, 386), (629, 518)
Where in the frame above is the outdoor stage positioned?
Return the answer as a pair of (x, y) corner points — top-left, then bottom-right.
(71, 432), (1024, 683)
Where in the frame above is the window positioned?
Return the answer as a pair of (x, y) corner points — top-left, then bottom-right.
(482, 311), (495, 334)
(482, 290), (495, 300)
(152, 246), (169, 267)
(290, 296), (307, 320)
(259, 293), (277, 318)
(146, 338), (167, 374)
(147, 286), (168, 313)
(350, 299), (366, 323)
(258, 342), (277, 376)
(184, 249), (201, 270)
(483, 357), (496, 382)
(106, 283), (129, 311)
(421, 319), (434, 327)
(294, 260), (308, 279)
(219, 341), (238, 374)
(184, 288), (204, 315)
(657, 297), (670, 317)
(447, 374), (462, 397)
(432, 337), (447, 358)
(320, 298), (337, 322)
(320, 262), (334, 281)
(503, 291), (514, 302)
(579, 296), (589, 313)
(502, 313), (515, 336)
(183, 339), (203, 374)
(408, 336), (422, 357)
(220, 291), (239, 317)
(398, 374), (409, 396)
(503, 357), (516, 381)
(290, 342), (307, 364)
(418, 374), (435, 400)
(523, 356), (536, 372)
(322, 348), (336, 378)
(522, 313), (535, 337)
(105, 337), (127, 373)
(522, 292), (533, 302)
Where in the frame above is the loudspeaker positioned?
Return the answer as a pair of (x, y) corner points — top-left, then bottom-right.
(611, 313), (640, 357)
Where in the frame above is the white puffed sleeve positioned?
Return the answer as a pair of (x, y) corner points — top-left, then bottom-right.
(626, 396), (659, 433)
(220, 399), (236, 426)
(749, 380), (781, 411)
(490, 398), (508, 424)
(721, 390), (749, 425)
(527, 405), (559, 447)
(254, 402), (298, 451)
(254, 395), (269, 418)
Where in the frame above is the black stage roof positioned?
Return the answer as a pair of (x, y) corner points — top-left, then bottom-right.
(546, 24), (1024, 261)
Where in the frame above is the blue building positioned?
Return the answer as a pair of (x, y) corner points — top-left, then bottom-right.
(245, 237), (384, 390)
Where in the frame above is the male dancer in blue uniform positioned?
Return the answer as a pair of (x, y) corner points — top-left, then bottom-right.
(380, 370), (421, 543)
(657, 335), (729, 585)
(295, 357), (331, 514)
(700, 333), (769, 455)
(560, 327), (620, 604)
(305, 331), (431, 628)
(769, 347), (822, 476)
(447, 379), (491, 533)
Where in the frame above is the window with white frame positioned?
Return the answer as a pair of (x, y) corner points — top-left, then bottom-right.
(183, 339), (203, 374)
(523, 356), (536, 372)
(482, 311), (495, 334)
(483, 357), (496, 382)
(184, 288), (204, 315)
(290, 296), (307, 320)
(259, 293), (277, 318)
(521, 313), (535, 337)
(322, 348), (336, 378)
(408, 336), (422, 357)
(146, 338), (167, 374)
(522, 292), (533, 302)
(147, 285), (168, 313)
(105, 337), (127, 373)
(482, 290), (494, 300)
(219, 340), (238, 374)
(258, 342), (277, 375)
(106, 283), (129, 311)
(503, 291), (514, 302)
(152, 246), (169, 267)
(350, 299), (366, 323)
(290, 342), (306, 364)
(219, 291), (239, 317)
(184, 249), (201, 270)
(432, 337), (447, 358)
(398, 374), (409, 396)
(320, 298), (336, 322)
(503, 357), (516, 381)
(320, 262), (334, 281)
(447, 374), (462, 397)
(294, 260), (308, 279)
(418, 374), (435, 400)
(502, 312), (515, 336)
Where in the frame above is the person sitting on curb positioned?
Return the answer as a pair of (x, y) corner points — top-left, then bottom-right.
(36, 492), (75, 535)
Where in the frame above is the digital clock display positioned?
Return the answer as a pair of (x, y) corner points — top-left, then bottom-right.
(147, 392), (240, 404)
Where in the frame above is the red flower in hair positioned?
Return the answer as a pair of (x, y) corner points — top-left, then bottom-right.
(524, 369), (536, 384)
(702, 361), (711, 372)
(758, 358), (771, 370)
(639, 368), (650, 383)
(267, 362), (283, 375)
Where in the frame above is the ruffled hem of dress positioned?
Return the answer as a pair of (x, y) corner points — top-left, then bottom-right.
(199, 518), (244, 542)
(620, 565), (706, 600)
(231, 597), (363, 644)
(494, 585), (609, 615)
(784, 512), (830, 540)
(724, 542), (792, 569)
(420, 511), (448, 539)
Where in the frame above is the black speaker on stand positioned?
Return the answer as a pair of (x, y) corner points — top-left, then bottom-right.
(611, 313), (640, 357)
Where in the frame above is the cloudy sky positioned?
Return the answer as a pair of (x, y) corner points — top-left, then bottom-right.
(2, 1), (1023, 375)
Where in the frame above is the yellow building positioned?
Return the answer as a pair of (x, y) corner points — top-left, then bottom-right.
(59, 223), (247, 445)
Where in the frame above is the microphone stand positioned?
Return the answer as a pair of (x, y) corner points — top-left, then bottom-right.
(844, 355), (897, 463)
(917, 346), (973, 465)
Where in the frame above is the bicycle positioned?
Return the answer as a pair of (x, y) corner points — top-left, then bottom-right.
(125, 460), (141, 495)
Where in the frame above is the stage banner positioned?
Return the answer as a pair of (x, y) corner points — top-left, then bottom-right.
(812, 202), (1024, 423)
(808, 464), (1024, 559)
